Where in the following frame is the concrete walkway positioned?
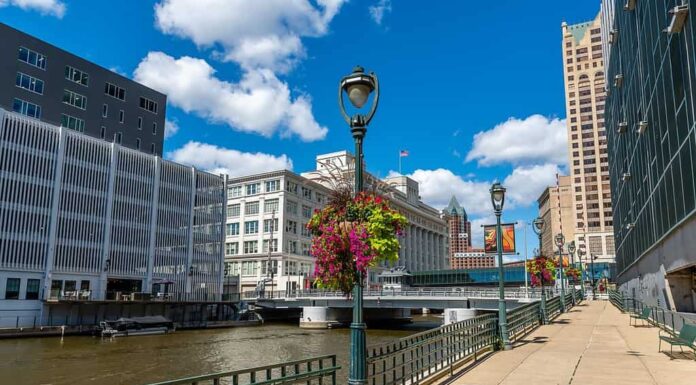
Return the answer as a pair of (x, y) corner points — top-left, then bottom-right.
(449, 300), (696, 385)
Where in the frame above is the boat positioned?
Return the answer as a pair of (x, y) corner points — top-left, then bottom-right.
(99, 315), (175, 337)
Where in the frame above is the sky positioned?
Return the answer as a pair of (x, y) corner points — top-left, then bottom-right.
(0, 0), (602, 262)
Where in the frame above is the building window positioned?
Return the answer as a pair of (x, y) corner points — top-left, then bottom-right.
(5, 278), (20, 300)
(104, 82), (126, 101)
(138, 117), (143, 130)
(302, 205), (312, 219)
(287, 241), (298, 255)
(139, 96), (158, 114)
(264, 198), (279, 213)
(63, 89), (87, 110)
(119, 110), (124, 123)
(301, 223), (311, 237)
(100, 126), (106, 139)
(25, 279), (40, 300)
(589, 236), (603, 254)
(246, 183), (260, 196)
(64, 65), (89, 86)
(302, 187), (312, 200)
(244, 220), (259, 234)
(286, 200), (298, 215)
(150, 143), (156, 154)
(18, 46), (46, 69)
(245, 201), (259, 215)
(15, 72), (44, 94)
(265, 180), (280, 192)
(114, 132), (122, 143)
(102, 104), (108, 117)
(264, 218), (279, 233)
(226, 223), (239, 236)
(135, 138), (141, 150)
(152, 122), (157, 135)
(244, 241), (258, 254)
(225, 242), (238, 255)
(286, 181), (298, 194)
(286, 220), (297, 234)
(227, 204), (240, 217)
(228, 185), (242, 197)
(262, 239), (279, 253)
(61, 114), (85, 132)
(12, 98), (41, 119)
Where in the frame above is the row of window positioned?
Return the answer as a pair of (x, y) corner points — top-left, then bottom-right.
(16, 72), (44, 94)
(18, 46), (46, 70)
(12, 98), (41, 119)
(227, 180), (326, 204)
(4, 278), (40, 300)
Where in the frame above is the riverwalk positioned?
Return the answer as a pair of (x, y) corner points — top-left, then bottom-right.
(446, 300), (696, 385)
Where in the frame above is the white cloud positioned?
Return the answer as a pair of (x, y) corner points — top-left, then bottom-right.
(0, 0), (65, 17)
(368, 0), (391, 25)
(466, 115), (568, 167)
(470, 215), (495, 248)
(503, 163), (561, 207)
(154, 0), (346, 72)
(167, 141), (293, 178)
(134, 52), (327, 141)
(164, 119), (179, 139)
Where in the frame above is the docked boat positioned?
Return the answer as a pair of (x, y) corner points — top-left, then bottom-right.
(99, 315), (175, 337)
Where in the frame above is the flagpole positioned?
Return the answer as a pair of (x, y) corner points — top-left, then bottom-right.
(399, 151), (402, 175)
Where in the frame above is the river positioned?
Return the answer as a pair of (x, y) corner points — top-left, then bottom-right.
(0, 315), (442, 385)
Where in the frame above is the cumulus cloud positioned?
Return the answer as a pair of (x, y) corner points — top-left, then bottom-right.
(164, 119), (179, 139)
(134, 52), (327, 141)
(0, 0), (65, 17)
(466, 115), (568, 167)
(503, 163), (561, 207)
(368, 0), (391, 25)
(154, 0), (346, 72)
(167, 141), (293, 178)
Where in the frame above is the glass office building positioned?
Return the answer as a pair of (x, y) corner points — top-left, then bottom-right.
(602, 0), (696, 311)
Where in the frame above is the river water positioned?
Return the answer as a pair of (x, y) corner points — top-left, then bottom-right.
(0, 315), (442, 385)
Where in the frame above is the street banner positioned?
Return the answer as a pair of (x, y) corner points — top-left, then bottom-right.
(483, 223), (516, 254)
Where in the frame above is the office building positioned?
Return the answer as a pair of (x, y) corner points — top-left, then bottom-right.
(442, 196), (494, 269)
(561, 13), (616, 264)
(449, 249), (494, 270)
(0, 22), (166, 155)
(0, 109), (225, 327)
(537, 176), (575, 258)
(602, 0), (696, 311)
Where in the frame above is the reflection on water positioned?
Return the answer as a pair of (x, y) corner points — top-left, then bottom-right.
(0, 315), (442, 385)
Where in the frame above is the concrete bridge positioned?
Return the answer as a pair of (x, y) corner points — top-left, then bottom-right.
(243, 287), (560, 328)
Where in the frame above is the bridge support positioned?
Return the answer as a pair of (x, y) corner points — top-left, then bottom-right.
(444, 308), (478, 325)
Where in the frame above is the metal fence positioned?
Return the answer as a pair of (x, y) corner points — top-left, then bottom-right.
(608, 290), (696, 334)
(243, 287), (557, 301)
(144, 355), (339, 385)
(366, 314), (498, 385)
(507, 301), (541, 342)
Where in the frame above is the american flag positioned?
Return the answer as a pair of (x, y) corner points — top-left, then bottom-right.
(399, 150), (409, 157)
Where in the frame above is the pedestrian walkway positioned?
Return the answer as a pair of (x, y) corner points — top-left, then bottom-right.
(447, 300), (696, 385)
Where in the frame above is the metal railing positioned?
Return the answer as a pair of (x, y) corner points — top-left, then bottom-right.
(366, 313), (498, 385)
(608, 290), (696, 335)
(507, 301), (541, 342)
(45, 291), (240, 303)
(244, 287), (556, 301)
(546, 296), (562, 320)
(144, 355), (339, 385)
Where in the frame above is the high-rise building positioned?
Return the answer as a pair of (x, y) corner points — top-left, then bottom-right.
(602, 0), (696, 311)
(537, 176), (575, 259)
(0, 109), (225, 327)
(442, 196), (494, 269)
(0, 22), (166, 155)
(561, 12), (616, 264)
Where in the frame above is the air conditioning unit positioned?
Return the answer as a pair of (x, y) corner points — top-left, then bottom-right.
(624, 0), (636, 11)
(637, 120), (648, 134)
(621, 172), (631, 182)
(614, 74), (624, 88)
(664, 4), (689, 34)
(617, 121), (628, 133)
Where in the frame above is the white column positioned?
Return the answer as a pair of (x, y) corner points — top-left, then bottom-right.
(44, 126), (66, 299)
(98, 142), (118, 300)
(146, 157), (161, 292)
(185, 167), (196, 295)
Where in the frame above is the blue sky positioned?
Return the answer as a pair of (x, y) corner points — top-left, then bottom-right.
(0, 0), (602, 260)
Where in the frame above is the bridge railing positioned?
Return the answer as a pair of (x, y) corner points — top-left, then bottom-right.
(507, 301), (541, 342)
(607, 290), (696, 334)
(366, 313), (498, 385)
(143, 355), (339, 385)
(243, 287), (558, 301)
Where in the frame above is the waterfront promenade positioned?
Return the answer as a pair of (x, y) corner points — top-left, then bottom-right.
(447, 300), (696, 385)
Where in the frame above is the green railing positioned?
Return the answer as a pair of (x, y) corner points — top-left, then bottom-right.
(507, 301), (541, 342)
(546, 296), (561, 319)
(366, 313), (498, 385)
(608, 290), (696, 335)
(144, 355), (339, 385)
(608, 289), (625, 311)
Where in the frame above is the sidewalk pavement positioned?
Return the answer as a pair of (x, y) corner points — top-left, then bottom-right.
(449, 300), (696, 385)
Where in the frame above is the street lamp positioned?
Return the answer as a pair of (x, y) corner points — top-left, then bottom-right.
(577, 248), (586, 299)
(490, 182), (511, 350)
(554, 233), (566, 313)
(567, 241), (576, 305)
(339, 65), (379, 385)
(590, 253), (598, 300)
(531, 217), (547, 324)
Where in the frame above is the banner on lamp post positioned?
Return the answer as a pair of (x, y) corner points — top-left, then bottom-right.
(483, 223), (516, 254)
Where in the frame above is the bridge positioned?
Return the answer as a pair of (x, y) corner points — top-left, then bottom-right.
(242, 287), (567, 328)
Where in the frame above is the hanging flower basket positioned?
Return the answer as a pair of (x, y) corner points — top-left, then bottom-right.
(565, 267), (581, 282)
(526, 255), (558, 288)
(307, 192), (407, 294)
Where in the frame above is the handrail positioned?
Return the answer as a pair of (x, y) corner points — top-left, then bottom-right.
(507, 301), (541, 342)
(244, 287), (557, 301)
(608, 290), (696, 335)
(144, 355), (339, 385)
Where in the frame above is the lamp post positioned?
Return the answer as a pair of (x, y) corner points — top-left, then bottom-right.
(490, 182), (511, 350)
(577, 248), (586, 300)
(590, 253), (597, 300)
(339, 65), (379, 385)
(531, 217), (547, 324)
(554, 234), (566, 313)
(567, 241), (576, 305)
